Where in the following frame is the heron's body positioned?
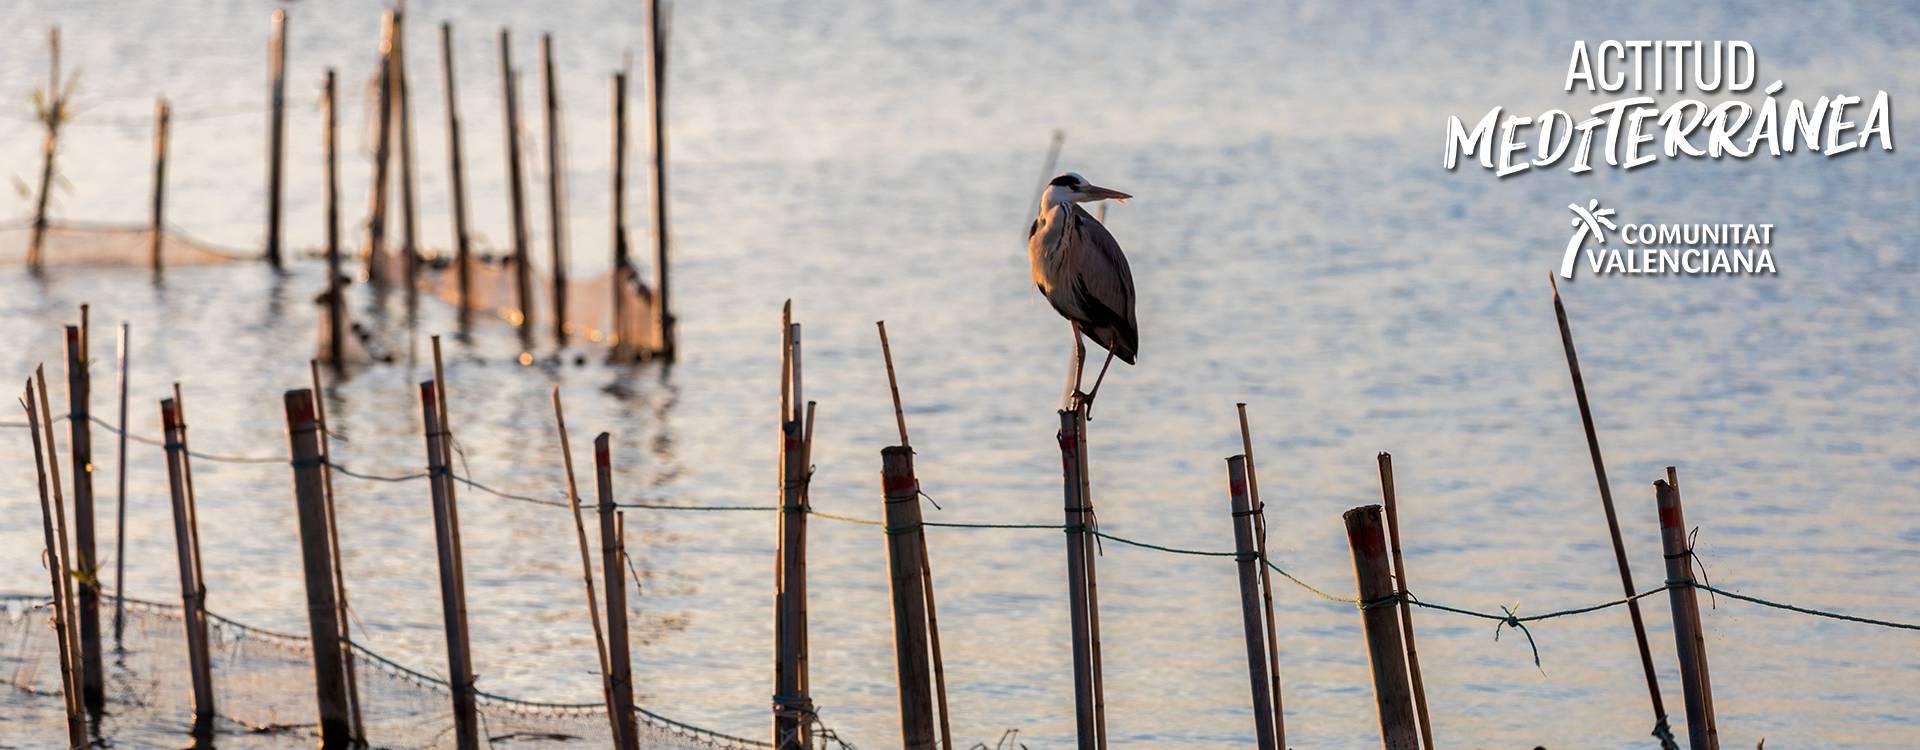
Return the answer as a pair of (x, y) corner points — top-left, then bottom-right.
(1030, 178), (1139, 366)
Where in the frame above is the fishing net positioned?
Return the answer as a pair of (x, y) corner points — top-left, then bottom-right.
(4, 596), (767, 749)
(0, 219), (261, 267)
(416, 253), (660, 354)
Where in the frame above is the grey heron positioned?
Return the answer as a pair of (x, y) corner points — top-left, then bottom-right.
(1029, 172), (1137, 414)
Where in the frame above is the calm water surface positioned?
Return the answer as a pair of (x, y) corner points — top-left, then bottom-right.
(1, 1), (1917, 747)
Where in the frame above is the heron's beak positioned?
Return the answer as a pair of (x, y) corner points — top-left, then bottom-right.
(1085, 185), (1132, 204)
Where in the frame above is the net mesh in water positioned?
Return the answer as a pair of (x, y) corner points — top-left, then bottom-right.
(4, 596), (769, 749)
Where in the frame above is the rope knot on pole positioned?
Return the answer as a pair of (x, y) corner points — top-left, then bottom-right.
(1493, 604), (1542, 670)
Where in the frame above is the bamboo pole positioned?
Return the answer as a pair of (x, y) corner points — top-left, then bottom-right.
(596, 434), (642, 749)
(1225, 456), (1278, 750)
(1668, 467), (1718, 744)
(27, 27), (62, 270)
(428, 337), (467, 623)
(1344, 504), (1419, 750)
(874, 321), (951, 750)
(553, 388), (626, 748)
(774, 317), (813, 749)
(881, 447), (936, 749)
(112, 323), (129, 643)
(150, 97), (170, 272)
(1550, 277), (1673, 747)
(266, 8), (287, 269)
(1377, 453), (1432, 748)
(1235, 404), (1284, 746)
(609, 71), (630, 360)
(282, 389), (352, 748)
(65, 324), (104, 713)
(420, 382), (478, 749)
(363, 11), (396, 285)
(25, 378), (87, 749)
(541, 33), (569, 344)
(310, 361), (364, 741)
(161, 397), (215, 740)
(322, 69), (345, 373)
(878, 321), (909, 446)
(1080, 408), (1107, 750)
(1058, 408), (1104, 749)
(1656, 476), (1719, 750)
(440, 22), (473, 325)
(643, 0), (672, 357)
(499, 29), (533, 333)
(35, 366), (83, 714)
(394, 10), (419, 296)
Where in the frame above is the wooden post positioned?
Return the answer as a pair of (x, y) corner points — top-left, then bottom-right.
(880, 447), (936, 749)
(363, 11), (396, 285)
(1225, 456), (1278, 750)
(1234, 404), (1284, 745)
(541, 33), (569, 344)
(774, 318), (813, 749)
(27, 27), (62, 270)
(322, 69), (345, 372)
(596, 435), (642, 749)
(499, 29), (533, 334)
(419, 382), (479, 749)
(873, 321), (952, 750)
(1656, 477), (1719, 750)
(643, 0), (673, 358)
(1377, 453), (1433, 748)
(283, 389), (352, 748)
(64, 324), (103, 713)
(1345, 505), (1418, 750)
(25, 378), (87, 749)
(1058, 408), (1105, 750)
(112, 323), (130, 643)
(554, 389), (627, 748)
(161, 398), (215, 740)
(1551, 278), (1673, 747)
(608, 72), (630, 359)
(440, 22), (473, 324)
(393, 10), (420, 297)
(311, 362), (365, 741)
(150, 97), (169, 272)
(265, 8), (287, 269)
(1668, 467), (1718, 744)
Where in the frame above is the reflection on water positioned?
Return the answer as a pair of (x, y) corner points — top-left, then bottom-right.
(2, 1), (1919, 748)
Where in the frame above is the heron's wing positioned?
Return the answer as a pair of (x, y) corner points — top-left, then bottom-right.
(1068, 204), (1139, 361)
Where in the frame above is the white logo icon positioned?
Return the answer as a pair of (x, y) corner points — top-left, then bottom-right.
(1561, 199), (1617, 279)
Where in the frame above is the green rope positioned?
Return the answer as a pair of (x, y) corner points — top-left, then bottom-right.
(1698, 583), (1920, 631)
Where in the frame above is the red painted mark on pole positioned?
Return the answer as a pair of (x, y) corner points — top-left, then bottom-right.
(882, 473), (918, 495)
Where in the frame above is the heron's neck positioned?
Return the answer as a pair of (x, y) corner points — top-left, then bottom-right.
(1038, 185), (1073, 217)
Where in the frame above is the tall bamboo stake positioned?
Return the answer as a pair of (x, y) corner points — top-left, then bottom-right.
(394, 11), (419, 291)
(1225, 456), (1277, 750)
(874, 321), (951, 750)
(774, 315), (813, 749)
(1376, 453), (1432, 749)
(112, 323), (129, 643)
(25, 378), (87, 749)
(310, 361), (364, 741)
(643, 0), (672, 357)
(1550, 277), (1673, 748)
(283, 389), (351, 748)
(500, 29), (533, 334)
(161, 397), (215, 741)
(265, 8), (288, 269)
(35, 366), (83, 711)
(609, 71), (630, 360)
(322, 68), (345, 372)
(541, 32), (569, 344)
(419, 382), (478, 749)
(1345, 504), (1419, 750)
(27, 27), (63, 270)
(150, 97), (170, 272)
(1058, 407), (1105, 749)
(1655, 477), (1718, 750)
(363, 11), (396, 285)
(1235, 404), (1284, 746)
(441, 22), (473, 324)
(597, 434), (642, 749)
(65, 324), (103, 713)
(553, 388), (626, 748)
(1668, 467), (1718, 744)
(881, 446), (936, 750)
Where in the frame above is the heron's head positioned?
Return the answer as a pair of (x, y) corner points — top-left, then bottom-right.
(1042, 172), (1132, 209)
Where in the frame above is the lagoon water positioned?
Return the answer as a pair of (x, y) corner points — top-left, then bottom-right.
(2, 1), (1917, 747)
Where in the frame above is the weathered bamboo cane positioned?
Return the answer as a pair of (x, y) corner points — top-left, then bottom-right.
(609, 72), (630, 360)
(393, 10), (419, 297)
(499, 29), (533, 333)
(25, 378), (87, 749)
(363, 11), (396, 285)
(27, 27), (62, 270)
(1550, 277), (1674, 748)
(1656, 476), (1718, 750)
(644, 0), (673, 357)
(1377, 453), (1432, 748)
(1345, 505), (1418, 750)
(150, 97), (169, 272)
(420, 382), (478, 749)
(428, 338), (468, 636)
(1079, 408), (1108, 750)
(541, 33), (569, 344)
(553, 388), (627, 748)
(1058, 408), (1104, 749)
(874, 321), (951, 750)
(282, 389), (352, 748)
(65, 324), (103, 713)
(112, 323), (129, 643)
(440, 22), (473, 325)
(1668, 467), (1718, 745)
(322, 69), (345, 372)
(1226, 456), (1278, 750)
(597, 434), (642, 749)
(878, 322), (909, 445)
(266, 8), (287, 269)
(1235, 404), (1284, 746)
(880, 446), (937, 749)
(34, 366), (84, 710)
(161, 397), (215, 740)
(774, 317), (814, 749)
(310, 361), (364, 741)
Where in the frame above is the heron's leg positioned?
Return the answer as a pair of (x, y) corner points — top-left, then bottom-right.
(1064, 321), (1087, 410)
(1080, 348), (1117, 419)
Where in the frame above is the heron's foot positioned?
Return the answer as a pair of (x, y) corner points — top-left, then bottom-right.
(1071, 389), (1098, 420)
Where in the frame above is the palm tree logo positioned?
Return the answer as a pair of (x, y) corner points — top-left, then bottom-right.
(1560, 198), (1618, 279)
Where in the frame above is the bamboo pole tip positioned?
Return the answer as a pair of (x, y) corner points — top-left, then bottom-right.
(272, 7), (285, 22)
(283, 389), (315, 423)
(1378, 450), (1392, 462)
(1548, 272), (1561, 298)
